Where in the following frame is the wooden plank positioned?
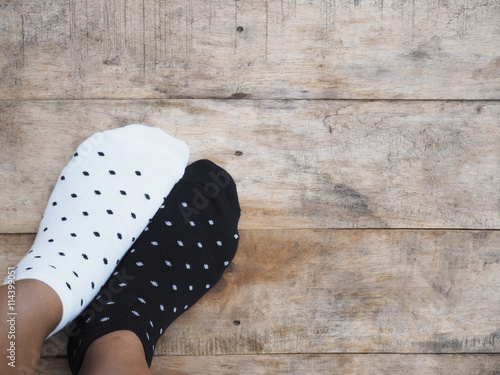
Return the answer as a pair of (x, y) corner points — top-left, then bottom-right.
(2, 230), (500, 356)
(1, 100), (498, 231)
(1, 0), (499, 100)
(35, 354), (500, 375)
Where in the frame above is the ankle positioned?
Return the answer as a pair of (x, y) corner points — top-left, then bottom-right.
(0, 281), (62, 375)
(15, 280), (63, 339)
(78, 330), (150, 375)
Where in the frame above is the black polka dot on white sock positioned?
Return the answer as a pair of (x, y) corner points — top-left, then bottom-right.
(4, 125), (189, 338)
(67, 160), (240, 374)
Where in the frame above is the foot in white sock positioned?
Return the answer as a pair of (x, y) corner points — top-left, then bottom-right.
(4, 124), (189, 337)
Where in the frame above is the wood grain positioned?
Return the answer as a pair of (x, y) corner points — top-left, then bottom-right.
(1, 0), (499, 372)
(34, 354), (500, 375)
(1, 100), (498, 232)
(2, 229), (500, 357)
(0, 0), (499, 100)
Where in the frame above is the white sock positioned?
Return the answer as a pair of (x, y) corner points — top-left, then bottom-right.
(4, 124), (189, 337)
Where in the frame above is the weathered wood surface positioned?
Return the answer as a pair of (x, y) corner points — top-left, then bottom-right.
(1, 0), (499, 100)
(1, 100), (498, 232)
(34, 354), (500, 375)
(2, 229), (500, 357)
(1, 0), (499, 371)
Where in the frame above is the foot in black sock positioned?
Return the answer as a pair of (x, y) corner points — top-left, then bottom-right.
(67, 160), (240, 374)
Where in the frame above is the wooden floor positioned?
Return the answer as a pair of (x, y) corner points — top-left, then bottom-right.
(1, 0), (499, 373)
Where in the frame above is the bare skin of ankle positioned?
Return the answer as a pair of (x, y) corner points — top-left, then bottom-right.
(0, 279), (63, 375)
(78, 330), (151, 375)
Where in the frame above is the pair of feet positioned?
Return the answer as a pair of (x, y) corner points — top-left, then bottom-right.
(3, 125), (241, 374)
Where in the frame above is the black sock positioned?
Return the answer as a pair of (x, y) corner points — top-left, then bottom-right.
(67, 160), (240, 374)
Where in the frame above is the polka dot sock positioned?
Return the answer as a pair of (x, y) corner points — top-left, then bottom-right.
(67, 160), (240, 374)
(5, 124), (189, 337)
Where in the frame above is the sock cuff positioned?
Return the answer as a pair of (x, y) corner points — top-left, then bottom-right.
(182, 160), (240, 213)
